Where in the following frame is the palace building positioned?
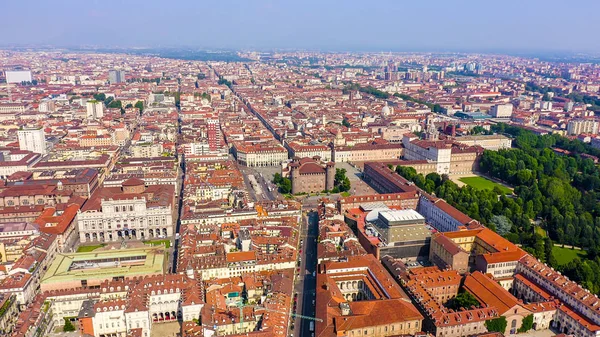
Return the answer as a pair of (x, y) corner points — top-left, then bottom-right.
(77, 178), (175, 243)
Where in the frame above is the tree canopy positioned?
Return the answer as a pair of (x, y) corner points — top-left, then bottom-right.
(63, 318), (76, 332)
(445, 291), (480, 311)
(135, 101), (144, 113)
(333, 168), (351, 193)
(485, 317), (507, 334)
(273, 173), (292, 194)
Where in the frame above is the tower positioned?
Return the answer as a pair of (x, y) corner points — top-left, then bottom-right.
(334, 129), (345, 146)
(289, 161), (300, 194)
(425, 116), (439, 141)
(325, 162), (335, 191)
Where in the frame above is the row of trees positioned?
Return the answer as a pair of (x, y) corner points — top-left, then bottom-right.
(92, 93), (122, 109)
(218, 77), (233, 88)
(93, 93), (144, 114)
(392, 92), (441, 112)
(339, 83), (447, 114)
(342, 83), (389, 99)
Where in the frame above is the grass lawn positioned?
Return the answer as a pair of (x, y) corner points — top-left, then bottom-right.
(459, 176), (512, 194)
(340, 191), (351, 197)
(144, 239), (171, 248)
(552, 246), (587, 265)
(76, 244), (105, 253)
(534, 226), (547, 238)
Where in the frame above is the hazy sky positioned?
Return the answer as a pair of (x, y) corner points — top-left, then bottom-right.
(1, 0), (599, 53)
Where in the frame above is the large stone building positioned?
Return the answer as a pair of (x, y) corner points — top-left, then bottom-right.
(332, 140), (404, 163)
(232, 142), (288, 167)
(402, 134), (483, 175)
(429, 227), (526, 277)
(361, 208), (431, 260)
(567, 118), (599, 135)
(453, 134), (513, 150)
(286, 141), (331, 161)
(363, 162), (418, 194)
(287, 156), (335, 194)
(418, 194), (480, 232)
(77, 178), (175, 243)
(315, 255), (424, 337)
(490, 103), (514, 118)
(337, 192), (419, 213)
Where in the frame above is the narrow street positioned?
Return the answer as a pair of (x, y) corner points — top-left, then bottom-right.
(171, 114), (184, 273)
(293, 211), (319, 337)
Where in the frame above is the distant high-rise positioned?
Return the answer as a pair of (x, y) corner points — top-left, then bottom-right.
(86, 100), (104, 119)
(207, 118), (221, 151)
(464, 62), (476, 72)
(18, 127), (46, 154)
(108, 70), (126, 84)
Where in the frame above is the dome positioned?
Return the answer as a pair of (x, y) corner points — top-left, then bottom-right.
(382, 104), (391, 116)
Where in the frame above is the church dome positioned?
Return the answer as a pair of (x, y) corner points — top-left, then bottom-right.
(382, 104), (391, 116)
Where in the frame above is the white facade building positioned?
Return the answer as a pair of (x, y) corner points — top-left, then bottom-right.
(87, 100), (104, 119)
(490, 104), (513, 118)
(77, 180), (175, 243)
(132, 144), (163, 158)
(418, 195), (475, 232)
(5, 70), (32, 83)
(78, 197), (173, 243)
(18, 127), (46, 154)
(567, 119), (599, 135)
(402, 135), (452, 175)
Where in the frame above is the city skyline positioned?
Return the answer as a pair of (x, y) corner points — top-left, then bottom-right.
(2, 2), (600, 335)
(1, 0), (600, 53)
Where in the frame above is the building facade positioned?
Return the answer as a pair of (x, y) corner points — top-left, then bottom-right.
(288, 157), (335, 194)
(77, 179), (175, 243)
(567, 119), (599, 135)
(86, 100), (104, 119)
(490, 104), (514, 118)
(108, 70), (126, 84)
(18, 128), (46, 155)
